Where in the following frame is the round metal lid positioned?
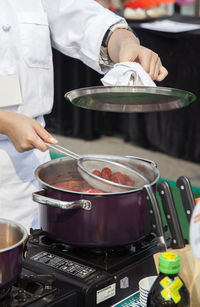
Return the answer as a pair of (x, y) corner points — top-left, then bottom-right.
(64, 86), (196, 113)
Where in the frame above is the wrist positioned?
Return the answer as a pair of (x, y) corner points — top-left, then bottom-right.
(99, 23), (137, 69)
(108, 29), (139, 63)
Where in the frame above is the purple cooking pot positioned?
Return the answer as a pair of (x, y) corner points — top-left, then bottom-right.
(33, 155), (162, 248)
(0, 218), (27, 290)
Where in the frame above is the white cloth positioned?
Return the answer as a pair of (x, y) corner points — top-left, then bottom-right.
(0, 0), (126, 231)
(101, 62), (156, 87)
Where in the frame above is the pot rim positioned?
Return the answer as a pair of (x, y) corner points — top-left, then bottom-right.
(0, 218), (28, 253)
(35, 155), (160, 195)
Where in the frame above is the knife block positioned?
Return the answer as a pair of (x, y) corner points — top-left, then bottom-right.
(153, 245), (200, 307)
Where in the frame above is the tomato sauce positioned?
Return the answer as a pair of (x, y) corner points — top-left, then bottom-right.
(53, 180), (103, 193)
(53, 167), (135, 193)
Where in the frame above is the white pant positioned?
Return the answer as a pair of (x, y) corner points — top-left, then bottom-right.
(0, 139), (50, 232)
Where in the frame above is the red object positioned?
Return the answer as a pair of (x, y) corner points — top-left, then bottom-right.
(92, 170), (102, 177)
(110, 172), (126, 185)
(56, 167), (135, 191)
(92, 168), (135, 187)
(125, 0), (175, 9)
(195, 197), (200, 204)
(109, 3), (115, 11)
(101, 167), (112, 180)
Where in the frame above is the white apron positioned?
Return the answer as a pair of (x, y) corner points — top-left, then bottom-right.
(0, 0), (126, 232)
(0, 137), (50, 232)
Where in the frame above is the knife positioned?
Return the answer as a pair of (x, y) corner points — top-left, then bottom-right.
(143, 185), (167, 252)
(176, 176), (195, 223)
(157, 181), (185, 249)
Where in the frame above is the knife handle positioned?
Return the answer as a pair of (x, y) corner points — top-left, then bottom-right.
(143, 185), (167, 252)
(176, 176), (195, 223)
(157, 181), (185, 249)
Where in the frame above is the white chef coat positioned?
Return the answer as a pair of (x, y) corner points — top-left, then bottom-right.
(0, 0), (127, 231)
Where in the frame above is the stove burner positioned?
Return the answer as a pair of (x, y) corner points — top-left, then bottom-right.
(14, 289), (32, 303)
(0, 287), (11, 302)
(73, 243), (136, 256)
(30, 228), (156, 256)
(40, 234), (135, 256)
(18, 274), (56, 292)
(0, 274), (57, 307)
(40, 235), (73, 253)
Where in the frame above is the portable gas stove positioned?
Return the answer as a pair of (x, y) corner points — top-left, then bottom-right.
(0, 229), (160, 307)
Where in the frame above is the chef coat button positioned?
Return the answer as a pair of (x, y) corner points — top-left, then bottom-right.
(2, 24), (11, 32)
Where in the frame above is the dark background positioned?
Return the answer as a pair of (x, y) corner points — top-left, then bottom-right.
(45, 14), (200, 163)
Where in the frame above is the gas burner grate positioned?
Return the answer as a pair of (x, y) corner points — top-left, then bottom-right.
(29, 228), (156, 256)
(0, 287), (11, 302)
(71, 243), (135, 257)
(0, 274), (57, 307)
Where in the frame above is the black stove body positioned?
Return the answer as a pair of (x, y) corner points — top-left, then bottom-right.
(1, 230), (159, 307)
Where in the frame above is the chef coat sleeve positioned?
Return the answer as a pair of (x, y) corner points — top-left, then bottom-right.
(41, 0), (127, 74)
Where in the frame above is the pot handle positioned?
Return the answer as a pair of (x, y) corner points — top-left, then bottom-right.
(32, 190), (92, 211)
(143, 185), (167, 252)
(126, 156), (157, 168)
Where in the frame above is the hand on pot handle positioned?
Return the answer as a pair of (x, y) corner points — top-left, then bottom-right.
(0, 110), (58, 152)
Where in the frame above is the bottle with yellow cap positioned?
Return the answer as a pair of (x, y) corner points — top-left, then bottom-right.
(147, 252), (190, 306)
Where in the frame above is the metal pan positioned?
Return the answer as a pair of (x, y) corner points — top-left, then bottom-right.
(64, 86), (196, 113)
(0, 218), (27, 290)
(33, 155), (163, 248)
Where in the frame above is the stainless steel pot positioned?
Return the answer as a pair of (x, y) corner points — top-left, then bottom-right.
(0, 218), (27, 290)
(33, 155), (162, 248)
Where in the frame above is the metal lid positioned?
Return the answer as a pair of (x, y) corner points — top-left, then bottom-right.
(64, 86), (196, 113)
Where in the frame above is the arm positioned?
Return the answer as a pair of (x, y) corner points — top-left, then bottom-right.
(0, 110), (57, 152)
(42, 0), (167, 81)
(107, 28), (168, 81)
(42, 0), (129, 73)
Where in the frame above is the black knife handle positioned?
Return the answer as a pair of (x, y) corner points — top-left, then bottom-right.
(157, 181), (185, 249)
(176, 176), (195, 223)
(143, 185), (167, 252)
